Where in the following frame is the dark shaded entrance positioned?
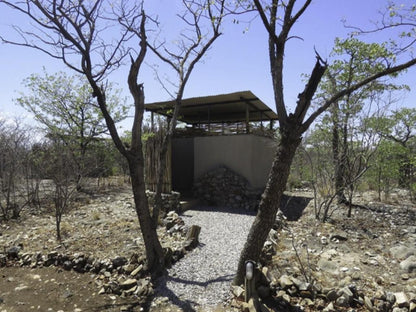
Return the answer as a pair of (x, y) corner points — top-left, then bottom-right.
(171, 138), (194, 195)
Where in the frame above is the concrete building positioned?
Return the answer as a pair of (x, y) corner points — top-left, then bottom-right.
(145, 91), (278, 195)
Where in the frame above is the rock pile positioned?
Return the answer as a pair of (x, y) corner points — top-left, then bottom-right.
(232, 263), (416, 312)
(230, 196), (416, 312)
(0, 212), (201, 304)
(1, 247), (154, 301)
(193, 166), (260, 210)
(146, 190), (181, 214)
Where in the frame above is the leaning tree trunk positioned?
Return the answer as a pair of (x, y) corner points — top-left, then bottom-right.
(233, 128), (302, 285)
(127, 154), (165, 277)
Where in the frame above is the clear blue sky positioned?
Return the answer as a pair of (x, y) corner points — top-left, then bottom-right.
(0, 0), (415, 129)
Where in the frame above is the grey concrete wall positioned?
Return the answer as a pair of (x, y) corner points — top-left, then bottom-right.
(193, 134), (275, 189)
(251, 135), (276, 188)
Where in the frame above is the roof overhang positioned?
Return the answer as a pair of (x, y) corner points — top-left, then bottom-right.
(145, 90), (278, 125)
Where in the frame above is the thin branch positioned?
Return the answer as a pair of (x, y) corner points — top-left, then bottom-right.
(302, 57), (416, 131)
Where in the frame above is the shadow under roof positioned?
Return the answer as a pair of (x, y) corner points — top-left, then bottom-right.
(145, 90), (278, 124)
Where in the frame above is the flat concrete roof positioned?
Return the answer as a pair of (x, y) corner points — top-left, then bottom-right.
(145, 90), (278, 124)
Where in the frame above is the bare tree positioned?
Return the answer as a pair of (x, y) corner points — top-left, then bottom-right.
(0, 0), (166, 275)
(146, 0), (225, 225)
(233, 0), (416, 285)
(0, 118), (32, 220)
(36, 139), (78, 240)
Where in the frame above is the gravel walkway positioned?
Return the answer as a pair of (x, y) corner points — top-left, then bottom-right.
(153, 206), (256, 311)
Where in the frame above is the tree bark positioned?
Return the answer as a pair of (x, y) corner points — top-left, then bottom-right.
(233, 125), (302, 285)
(127, 154), (165, 277)
(332, 120), (347, 204)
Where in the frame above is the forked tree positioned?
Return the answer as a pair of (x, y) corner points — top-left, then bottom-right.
(0, 0), (223, 277)
(233, 0), (416, 284)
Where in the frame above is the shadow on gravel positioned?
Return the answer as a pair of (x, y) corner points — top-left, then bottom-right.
(152, 274), (234, 312)
(182, 205), (257, 216)
(183, 194), (312, 221)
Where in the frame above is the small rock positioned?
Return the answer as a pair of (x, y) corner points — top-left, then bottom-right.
(299, 290), (313, 299)
(400, 255), (416, 273)
(317, 259), (338, 273)
(326, 289), (338, 302)
(120, 278), (137, 290)
(278, 275), (294, 289)
(374, 299), (389, 311)
(401, 274), (410, 280)
(375, 275), (385, 285)
(276, 290), (290, 303)
(335, 296), (350, 307)
(386, 292), (396, 304)
(135, 278), (151, 297)
(102, 271), (111, 278)
(409, 301), (416, 312)
(7, 246), (22, 259)
(98, 287), (106, 295)
(351, 271), (361, 280)
(337, 286), (353, 303)
(63, 260), (73, 271)
(112, 256), (127, 268)
(374, 288), (386, 300)
(124, 286), (137, 295)
(231, 285), (245, 298)
(394, 292), (409, 308)
(390, 245), (416, 260)
(364, 296), (373, 310)
(62, 290), (73, 298)
(330, 233), (348, 241)
(323, 302), (336, 312)
(0, 254), (6, 267)
(291, 276), (310, 291)
(14, 285), (28, 291)
(130, 264), (143, 277)
(122, 264), (136, 274)
(299, 298), (314, 306)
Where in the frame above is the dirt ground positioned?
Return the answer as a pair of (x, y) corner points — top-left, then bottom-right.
(0, 266), (141, 312)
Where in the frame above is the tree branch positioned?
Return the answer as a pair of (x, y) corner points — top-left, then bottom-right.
(302, 57), (416, 131)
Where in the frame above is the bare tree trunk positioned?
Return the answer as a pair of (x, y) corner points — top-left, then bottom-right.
(128, 155), (165, 277)
(233, 127), (302, 285)
(56, 212), (62, 241)
(331, 104), (348, 204)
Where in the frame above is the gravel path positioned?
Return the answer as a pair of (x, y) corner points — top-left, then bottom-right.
(153, 206), (256, 311)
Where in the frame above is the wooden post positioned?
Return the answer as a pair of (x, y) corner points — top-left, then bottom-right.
(260, 111), (263, 131)
(208, 106), (211, 132)
(246, 103), (250, 134)
(244, 261), (256, 302)
(184, 225), (201, 250)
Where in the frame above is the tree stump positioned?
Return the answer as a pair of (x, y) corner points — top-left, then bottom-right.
(184, 225), (201, 251)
